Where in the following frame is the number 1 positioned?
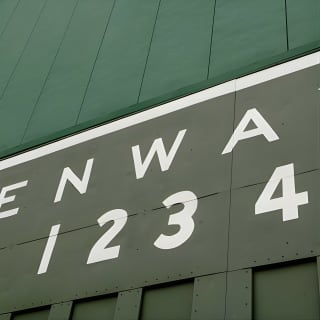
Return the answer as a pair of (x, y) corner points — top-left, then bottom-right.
(37, 224), (60, 275)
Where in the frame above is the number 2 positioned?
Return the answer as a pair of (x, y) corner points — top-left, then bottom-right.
(87, 209), (128, 264)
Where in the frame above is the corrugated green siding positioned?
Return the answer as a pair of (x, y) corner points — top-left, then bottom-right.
(0, 0), (319, 158)
(138, 0), (215, 101)
(78, 0), (160, 122)
(0, 0), (78, 151)
(0, 0), (46, 97)
(209, 0), (287, 79)
(287, 0), (320, 49)
(0, 0), (19, 37)
(22, 0), (115, 143)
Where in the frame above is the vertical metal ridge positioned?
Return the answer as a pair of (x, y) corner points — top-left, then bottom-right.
(19, 0), (81, 145)
(136, 0), (162, 103)
(206, 0), (217, 80)
(75, 0), (118, 125)
(0, 0), (49, 101)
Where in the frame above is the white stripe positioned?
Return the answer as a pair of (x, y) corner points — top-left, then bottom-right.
(37, 224), (60, 275)
(236, 51), (320, 91)
(0, 50), (319, 171)
(0, 80), (235, 171)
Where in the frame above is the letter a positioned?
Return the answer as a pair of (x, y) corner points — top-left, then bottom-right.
(222, 108), (279, 154)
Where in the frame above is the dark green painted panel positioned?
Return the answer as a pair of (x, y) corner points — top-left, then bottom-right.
(0, 193), (228, 312)
(140, 281), (193, 320)
(191, 273), (226, 320)
(231, 64), (320, 188)
(0, 91), (233, 247)
(0, 0), (46, 97)
(0, 0), (19, 37)
(229, 170), (320, 270)
(71, 296), (116, 320)
(287, 0), (320, 49)
(139, 0), (215, 102)
(48, 302), (73, 320)
(0, 0), (78, 153)
(0, 315), (11, 320)
(22, 0), (115, 144)
(254, 261), (320, 320)
(114, 289), (142, 320)
(12, 309), (50, 320)
(209, 0), (287, 79)
(225, 269), (252, 320)
(78, 0), (159, 123)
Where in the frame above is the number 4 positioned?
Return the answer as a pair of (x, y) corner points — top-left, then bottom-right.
(255, 163), (308, 222)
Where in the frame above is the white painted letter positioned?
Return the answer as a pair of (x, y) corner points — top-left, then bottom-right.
(132, 129), (186, 179)
(0, 180), (28, 219)
(54, 158), (94, 203)
(222, 108), (279, 154)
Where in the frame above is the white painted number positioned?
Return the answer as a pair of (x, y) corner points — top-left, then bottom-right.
(154, 191), (198, 250)
(255, 163), (308, 221)
(87, 209), (128, 264)
(38, 224), (61, 275)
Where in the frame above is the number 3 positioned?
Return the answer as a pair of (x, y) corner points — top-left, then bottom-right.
(154, 191), (198, 250)
(87, 190), (198, 265)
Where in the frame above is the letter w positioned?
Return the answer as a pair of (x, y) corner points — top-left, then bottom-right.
(132, 129), (187, 180)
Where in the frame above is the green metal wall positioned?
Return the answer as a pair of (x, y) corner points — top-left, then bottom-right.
(0, 0), (319, 158)
(0, 1), (320, 319)
(2, 259), (320, 319)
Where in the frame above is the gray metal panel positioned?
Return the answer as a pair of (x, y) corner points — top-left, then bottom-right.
(229, 170), (320, 270)
(0, 92), (234, 249)
(113, 289), (142, 320)
(254, 260), (320, 320)
(231, 65), (320, 188)
(191, 273), (226, 320)
(48, 302), (73, 320)
(71, 296), (116, 320)
(225, 269), (252, 320)
(140, 281), (193, 320)
(0, 192), (229, 313)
